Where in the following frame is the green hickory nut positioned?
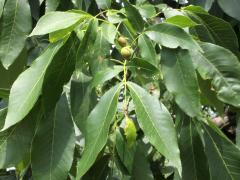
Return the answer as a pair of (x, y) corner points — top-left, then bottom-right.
(118, 36), (128, 47)
(121, 46), (133, 59)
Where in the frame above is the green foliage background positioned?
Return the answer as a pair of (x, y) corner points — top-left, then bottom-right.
(0, 0), (240, 179)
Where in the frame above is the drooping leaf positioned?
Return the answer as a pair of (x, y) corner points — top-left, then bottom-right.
(132, 141), (154, 180)
(1, 41), (65, 131)
(30, 11), (89, 36)
(0, 104), (41, 169)
(138, 34), (158, 67)
(76, 19), (98, 70)
(70, 72), (97, 133)
(197, 75), (224, 114)
(200, 121), (240, 180)
(185, 9), (239, 54)
(194, 42), (240, 108)
(145, 23), (202, 51)
(127, 82), (182, 174)
(116, 129), (136, 173)
(31, 94), (75, 180)
(161, 48), (201, 117)
(46, 0), (60, 12)
(42, 34), (78, 112)
(76, 83), (122, 178)
(123, 0), (145, 32)
(95, 0), (111, 9)
(178, 117), (210, 180)
(82, 155), (111, 179)
(0, 0), (31, 68)
(217, 0), (240, 21)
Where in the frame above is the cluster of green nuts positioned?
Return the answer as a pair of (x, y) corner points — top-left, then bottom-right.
(118, 36), (133, 60)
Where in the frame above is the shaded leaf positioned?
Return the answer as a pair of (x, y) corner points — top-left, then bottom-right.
(194, 42), (240, 108)
(127, 82), (181, 174)
(31, 95), (75, 180)
(46, 0), (60, 12)
(95, 0), (111, 9)
(76, 83), (122, 178)
(124, 0), (144, 32)
(76, 19), (98, 70)
(0, 104), (41, 168)
(201, 121), (240, 180)
(161, 48), (201, 117)
(0, 0), (31, 68)
(138, 34), (158, 66)
(217, 0), (240, 21)
(185, 10), (239, 54)
(42, 34), (78, 112)
(178, 117), (210, 180)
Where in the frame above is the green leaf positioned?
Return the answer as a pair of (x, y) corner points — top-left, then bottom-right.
(42, 34), (78, 112)
(194, 42), (240, 108)
(137, 4), (156, 18)
(91, 65), (123, 88)
(165, 15), (198, 28)
(217, 0), (240, 21)
(1, 41), (65, 131)
(70, 72), (97, 133)
(197, 76), (224, 114)
(95, 0), (111, 9)
(185, 10), (239, 54)
(0, 0), (31, 68)
(46, 0), (60, 12)
(138, 34), (158, 67)
(188, 0), (214, 11)
(30, 11), (89, 36)
(76, 83), (122, 178)
(82, 155), (111, 179)
(116, 129), (136, 173)
(124, 1), (145, 32)
(145, 23), (202, 51)
(0, 104), (41, 169)
(178, 118), (210, 180)
(0, 0), (5, 18)
(237, 112), (240, 148)
(132, 141), (154, 180)
(76, 19), (98, 70)
(100, 22), (117, 44)
(0, 88), (9, 99)
(127, 82), (181, 174)
(31, 94), (75, 180)
(201, 121), (240, 180)
(0, 48), (27, 90)
(0, 108), (7, 130)
(161, 48), (201, 117)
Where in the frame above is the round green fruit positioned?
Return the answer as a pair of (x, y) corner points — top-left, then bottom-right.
(118, 36), (128, 47)
(121, 46), (132, 59)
